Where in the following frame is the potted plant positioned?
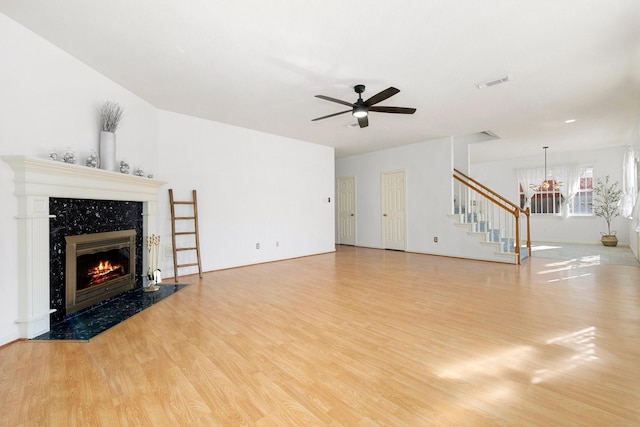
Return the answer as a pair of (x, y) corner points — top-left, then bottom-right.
(592, 175), (622, 246)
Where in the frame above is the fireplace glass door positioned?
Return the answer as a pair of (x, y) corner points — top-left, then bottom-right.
(76, 246), (130, 292)
(65, 229), (136, 313)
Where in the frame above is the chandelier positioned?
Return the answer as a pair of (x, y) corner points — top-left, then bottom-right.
(529, 146), (563, 191)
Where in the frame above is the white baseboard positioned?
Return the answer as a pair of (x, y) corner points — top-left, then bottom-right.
(0, 330), (21, 347)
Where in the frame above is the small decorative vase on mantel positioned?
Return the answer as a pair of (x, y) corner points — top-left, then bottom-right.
(99, 131), (116, 171)
(98, 100), (124, 172)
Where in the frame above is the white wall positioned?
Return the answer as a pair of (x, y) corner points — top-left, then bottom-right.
(336, 137), (473, 255)
(471, 145), (630, 245)
(0, 15), (159, 167)
(0, 13), (335, 345)
(156, 111), (335, 276)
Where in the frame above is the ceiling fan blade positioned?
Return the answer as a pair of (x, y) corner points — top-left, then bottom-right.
(315, 95), (355, 108)
(357, 115), (369, 128)
(368, 106), (417, 114)
(311, 109), (351, 121)
(364, 87), (400, 106)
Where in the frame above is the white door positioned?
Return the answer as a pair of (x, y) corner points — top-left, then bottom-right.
(337, 176), (356, 245)
(382, 170), (406, 250)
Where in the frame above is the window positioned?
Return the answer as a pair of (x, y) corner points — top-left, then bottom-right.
(518, 166), (593, 216)
(567, 167), (593, 215)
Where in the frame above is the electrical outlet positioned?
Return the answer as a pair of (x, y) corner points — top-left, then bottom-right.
(276, 241), (279, 247)
(434, 237), (438, 243)
(256, 243), (260, 249)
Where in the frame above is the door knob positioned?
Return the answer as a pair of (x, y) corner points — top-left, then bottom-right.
(350, 214), (354, 216)
(383, 213), (388, 217)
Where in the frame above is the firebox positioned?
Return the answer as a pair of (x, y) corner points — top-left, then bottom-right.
(65, 229), (136, 313)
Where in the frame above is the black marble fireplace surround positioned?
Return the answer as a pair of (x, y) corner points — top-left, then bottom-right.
(49, 198), (143, 325)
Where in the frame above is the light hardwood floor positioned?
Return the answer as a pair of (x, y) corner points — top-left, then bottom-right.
(1, 245), (639, 426)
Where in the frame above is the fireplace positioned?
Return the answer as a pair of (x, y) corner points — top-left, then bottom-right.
(65, 230), (136, 314)
(1, 155), (165, 339)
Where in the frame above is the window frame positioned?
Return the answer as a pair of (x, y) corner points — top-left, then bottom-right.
(519, 166), (593, 217)
(567, 167), (593, 216)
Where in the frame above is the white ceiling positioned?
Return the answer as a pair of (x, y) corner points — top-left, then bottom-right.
(2, 1), (639, 161)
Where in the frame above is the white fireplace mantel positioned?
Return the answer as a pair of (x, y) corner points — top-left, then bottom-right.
(2, 155), (167, 339)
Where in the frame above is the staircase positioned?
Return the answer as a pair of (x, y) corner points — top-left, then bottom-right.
(451, 169), (530, 264)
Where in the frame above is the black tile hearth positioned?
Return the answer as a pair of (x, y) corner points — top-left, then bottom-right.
(33, 284), (187, 341)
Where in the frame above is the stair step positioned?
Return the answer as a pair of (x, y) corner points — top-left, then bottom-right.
(450, 215), (525, 265)
(465, 213), (479, 223)
(476, 221), (491, 232)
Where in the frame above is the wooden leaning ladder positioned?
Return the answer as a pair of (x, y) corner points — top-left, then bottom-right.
(169, 189), (203, 282)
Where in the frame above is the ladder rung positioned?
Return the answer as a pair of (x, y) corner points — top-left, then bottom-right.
(173, 201), (194, 205)
(175, 231), (195, 235)
(176, 247), (197, 251)
(175, 216), (195, 220)
(177, 263), (199, 268)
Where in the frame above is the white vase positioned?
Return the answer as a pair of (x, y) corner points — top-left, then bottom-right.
(99, 131), (116, 171)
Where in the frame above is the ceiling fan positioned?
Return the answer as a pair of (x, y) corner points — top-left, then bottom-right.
(312, 84), (416, 128)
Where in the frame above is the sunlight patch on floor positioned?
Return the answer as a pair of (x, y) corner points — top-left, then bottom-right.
(537, 256), (600, 277)
(531, 244), (562, 252)
(547, 273), (592, 283)
(436, 327), (599, 388)
(437, 345), (533, 380)
(532, 326), (598, 384)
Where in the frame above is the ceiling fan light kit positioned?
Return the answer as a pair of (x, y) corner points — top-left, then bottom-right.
(312, 84), (416, 128)
(353, 107), (368, 118)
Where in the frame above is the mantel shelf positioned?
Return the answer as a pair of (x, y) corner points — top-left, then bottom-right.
(1, 155), (166, 202)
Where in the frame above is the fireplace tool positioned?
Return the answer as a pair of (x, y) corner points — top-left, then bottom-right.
(145, 234), (161, 292)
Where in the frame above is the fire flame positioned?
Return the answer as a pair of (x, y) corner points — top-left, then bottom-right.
(91, 260), (122, 275)
(98, 260), (112, 272)
(86, 259), (125, 286)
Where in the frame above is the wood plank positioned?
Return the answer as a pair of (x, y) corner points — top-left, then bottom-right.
(1, 246), (639, 425)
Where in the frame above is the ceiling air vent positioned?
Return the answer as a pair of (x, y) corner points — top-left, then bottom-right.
(476, 75), (511, 89)
(480, 130), (499, 139)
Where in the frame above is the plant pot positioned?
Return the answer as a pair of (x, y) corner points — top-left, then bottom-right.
(601, 235), (618, 247)
(99, 131), (116, 171)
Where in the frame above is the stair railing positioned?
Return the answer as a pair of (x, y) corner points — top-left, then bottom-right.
(453, 169), (531, 263)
